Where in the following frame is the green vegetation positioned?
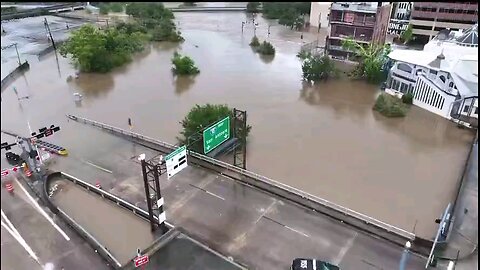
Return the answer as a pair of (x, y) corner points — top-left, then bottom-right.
(182, 2), (196, 6)
(125, 3), (183, 42)
(98, 3), (124, 14)
(249, 36), (260, 47)
(1, 7), (17, 14)
(261, 2), (310, 30)
(171, 52), (200, 75)
(401, 92), (414, 104)
(257, 41), (275, 55)
(400, 24), (413, 44)
(301, 55), (338, 82)
(296, 50), (312, 60)
(177, 104), (252, 153)
(342, 38), (392, 84)
(373, 93), (409, 117)
(246, 2), (260, 13)
(59, 24), (147, 73)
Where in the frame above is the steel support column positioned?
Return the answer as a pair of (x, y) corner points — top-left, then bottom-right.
(233, 108), (247, 169)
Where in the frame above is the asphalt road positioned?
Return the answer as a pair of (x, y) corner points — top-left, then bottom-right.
(41, 123), (450, 270)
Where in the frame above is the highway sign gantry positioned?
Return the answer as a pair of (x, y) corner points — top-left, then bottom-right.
(165, 145), (188, 179)
(203, 116), (230, 154)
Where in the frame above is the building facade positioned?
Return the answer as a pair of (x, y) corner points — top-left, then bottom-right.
(309, 2), (332, 29)
(385, 24), (478, 128)
(326, 2), (391, 61)
(387, 2), (412, 36)
(410, 2), (478, 43)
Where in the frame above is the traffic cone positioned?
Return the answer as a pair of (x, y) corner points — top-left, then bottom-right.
(24, 165), (32, 177)
(5, 182), (14, 194)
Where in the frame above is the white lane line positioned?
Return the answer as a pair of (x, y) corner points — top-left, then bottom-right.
(255, 200), (277, 224)
(1, 209), (22, 239)
(82, 159), (113, 174)
(205, 190), (226, 201)
(284, 225), (310, 238)
(14, 178), (71, 241)
(333, 232), (358, 265)
(1, 220), (41, 265)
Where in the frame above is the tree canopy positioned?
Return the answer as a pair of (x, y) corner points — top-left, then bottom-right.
(301, 54), (338, 82)
(342, 38), (391, 84)
(177, 104), (252, 154)
(261, 2), (310, 30)
(171, 52), (200, 75)
(59, 24), (147, 73)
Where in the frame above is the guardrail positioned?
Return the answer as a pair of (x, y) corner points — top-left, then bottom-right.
(65, 114), (421, 248)
(170, 7), (247, 12)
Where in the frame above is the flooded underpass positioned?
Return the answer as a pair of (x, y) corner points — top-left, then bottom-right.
(49, 176), (155, 266)
(1, 11), (475, 241)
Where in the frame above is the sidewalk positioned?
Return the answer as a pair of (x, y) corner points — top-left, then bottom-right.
(441, 141), (478, 269)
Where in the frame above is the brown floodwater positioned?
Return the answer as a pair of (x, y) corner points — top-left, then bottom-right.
(0, 12), (474, 239)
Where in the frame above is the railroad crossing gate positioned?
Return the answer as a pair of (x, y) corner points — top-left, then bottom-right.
(165, 145), (187, 179)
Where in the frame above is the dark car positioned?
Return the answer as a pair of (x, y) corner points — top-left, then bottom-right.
(5, 151), (24, 166)
(291, 258), (340, 270)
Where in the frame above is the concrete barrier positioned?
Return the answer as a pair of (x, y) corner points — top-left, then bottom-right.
(65, 114), (434, 254)
(1, 61), (30, 92)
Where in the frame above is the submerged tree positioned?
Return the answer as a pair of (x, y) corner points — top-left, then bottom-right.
(342, 38), (391, 84)
(171, 52), (200, 75)
(301, 55), (338, 82)
(177, 104), (252, 153)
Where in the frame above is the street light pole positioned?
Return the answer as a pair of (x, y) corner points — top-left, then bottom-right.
(399, 241), (411, 270)
(14, 43), (21, 65)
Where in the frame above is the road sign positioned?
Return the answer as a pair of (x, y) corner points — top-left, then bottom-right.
(134, 254), (149, 268)
(203, 116), (230, 154)
(165, 145), (187, 179)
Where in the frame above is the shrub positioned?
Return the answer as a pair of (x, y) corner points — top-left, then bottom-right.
(109, 3), (124, 13)
(151, 19), (184, 42)
(373, 93), (408, 117)
(249, 36), (260, 47)
(99, 4), (109, 14)
(296, 50), (312, 60)
(301, 55), (337, 82)
(183, 2), (196, 6)
(257, 41), (275, 55)
(247, 2), (260, 13)
(402, 92), (414, 104)
(171, 52), (200, 75)
(177, 104), (252, 153)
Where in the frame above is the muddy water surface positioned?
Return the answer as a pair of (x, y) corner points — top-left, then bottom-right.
(0, 12), (474, 239)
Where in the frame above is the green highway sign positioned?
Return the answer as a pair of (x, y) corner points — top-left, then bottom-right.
(203, 116), (230, 154)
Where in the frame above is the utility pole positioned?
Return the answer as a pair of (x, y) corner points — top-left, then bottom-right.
(44, 18), (56, 51)
(14, 43), (21, 65)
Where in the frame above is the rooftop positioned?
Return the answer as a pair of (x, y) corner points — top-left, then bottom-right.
(330, 2), (379, 13)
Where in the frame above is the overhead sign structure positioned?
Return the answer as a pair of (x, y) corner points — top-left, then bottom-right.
(165, 145), (187, 179)
(134, 254), (149, 268)
(203, 116), (230, 154)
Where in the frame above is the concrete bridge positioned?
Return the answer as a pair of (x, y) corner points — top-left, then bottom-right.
(170, 6), (249, 12)
(1, 2), (86, 20)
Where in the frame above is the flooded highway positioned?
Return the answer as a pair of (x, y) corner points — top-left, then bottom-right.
(0, 11), (474, 240)
(49, 177), (154, 265)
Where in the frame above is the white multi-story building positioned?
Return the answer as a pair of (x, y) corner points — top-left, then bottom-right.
(391, 2), (412, 20)
(385, 24), (478, 128)
(309, 2), (332, 29)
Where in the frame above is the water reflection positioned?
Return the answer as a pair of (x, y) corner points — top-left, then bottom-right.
(174, 75), (195, 95)
(69, 72), (115, 99)
(258, 54), (274, 64)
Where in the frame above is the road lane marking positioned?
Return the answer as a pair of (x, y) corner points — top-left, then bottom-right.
(188, 183), (226, 201)
(1, 209), (22, 239)
(14, 178), (71, 241)
(81, 159), (113, 174)
(1, 219), (41, 265)
(333, 232), (358, 265)
(284, 225), (310, 238)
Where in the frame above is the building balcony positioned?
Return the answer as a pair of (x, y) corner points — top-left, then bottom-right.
(411, 10), (478, 22)
(413, 2), (478, 11)
(330, 17), (376, 27)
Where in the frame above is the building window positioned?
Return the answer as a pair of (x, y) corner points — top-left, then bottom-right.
(475, 107), (478, 115)
(463, 105), (470, 113)
(397, 63), (412, 73)
(439, 75), (446, 83)
(449, 82), (454, 88)
(430, 70), (438, 75)
(400, 83), (408, 93)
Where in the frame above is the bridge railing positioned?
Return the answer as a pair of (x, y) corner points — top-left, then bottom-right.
(66, 114), (416, 243)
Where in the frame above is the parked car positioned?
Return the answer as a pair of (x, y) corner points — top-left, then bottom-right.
(5, 151), (24, 166)
(291, 258), (340, 270)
